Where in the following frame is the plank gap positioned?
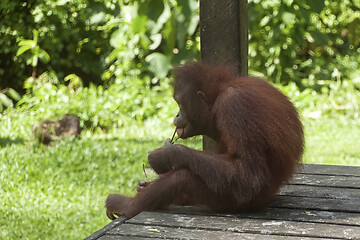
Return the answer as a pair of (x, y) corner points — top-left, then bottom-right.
(287, 183), (360, 190)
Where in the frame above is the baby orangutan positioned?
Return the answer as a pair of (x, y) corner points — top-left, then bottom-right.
(106, 62), (304, 220)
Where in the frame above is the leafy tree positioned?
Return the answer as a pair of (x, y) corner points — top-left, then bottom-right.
(0, 0), (118, 92)
(248, 0), (360, 88)
(1, 0), (359, 97)
(103, 0), (200, 87)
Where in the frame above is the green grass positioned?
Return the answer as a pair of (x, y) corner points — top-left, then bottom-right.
(0, 114), (203, 239)
(0, 81), (359, 239)
(304, 118), (360, 166)
(1, 115), (359, 239)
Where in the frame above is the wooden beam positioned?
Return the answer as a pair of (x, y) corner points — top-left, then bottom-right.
(199, 0), (248, 150)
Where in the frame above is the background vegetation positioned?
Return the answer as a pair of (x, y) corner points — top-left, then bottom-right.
(0, 0), (359, 239)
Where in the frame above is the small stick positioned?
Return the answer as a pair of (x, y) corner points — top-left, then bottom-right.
(173, 127), (184, 142)
(170, 127), (184, 144)
(170, 128), (177, 144)
(142, 163), (149, 182)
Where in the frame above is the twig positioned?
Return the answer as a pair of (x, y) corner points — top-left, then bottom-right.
(173, 127), (184, 143)
(142, 164), (149, 182)
(170, 128), (177, 144)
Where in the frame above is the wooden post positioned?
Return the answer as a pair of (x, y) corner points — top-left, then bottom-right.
(200, 0), (248, 150)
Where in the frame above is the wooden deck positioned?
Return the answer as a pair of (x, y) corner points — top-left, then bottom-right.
(85, 164), (360, 240)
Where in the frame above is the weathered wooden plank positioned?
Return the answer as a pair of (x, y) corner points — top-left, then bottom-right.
(166, 206), (360, 226)
(279, 184), (360, 199)
(98, 235), (160, 240)
(291, 174), (360, 189)
(86, 164), (360, 239)
(271, 195), (360, 213)
(301, 164), (360, 176)
(125, 211), (360, 239)
(237, 207), (360, 226)
(84, 217), (126, 240)
(107, 222), (324, 240)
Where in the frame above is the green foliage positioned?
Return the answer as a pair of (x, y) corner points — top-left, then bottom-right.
(0, 0), (118, 91)
(104, 0), (200, 86)
(2, 0), (360, 108)
(278, 80), (360, 120)
(64, 73), (83, 89)
(16, 29), (50, 69)
(1, 0), (359, 127)
(0, 88), (21, 112)
(17, 76), (176, 131)
(248, 0), (360, 87)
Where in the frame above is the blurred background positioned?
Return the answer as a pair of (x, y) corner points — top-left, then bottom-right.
(0, 0), (359, 239)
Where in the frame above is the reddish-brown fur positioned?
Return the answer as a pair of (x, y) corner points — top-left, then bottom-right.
(106, 62), (304, 220)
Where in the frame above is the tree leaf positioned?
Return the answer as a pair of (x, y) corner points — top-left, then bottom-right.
(149, 34), (162, 50)
(145, 53), (171, 79)
(187, 14), (199, 36)
(90, 12), (106, 25)
(18, 39), (36, 47)
(0, 93), (14, 108)
(16, 45), (32, 56)
(282, 12), (296, 25)
(283, 0), (294, 6)
(110, 29), (123, 48)
(39, 49), (51, 63)
(260, 16), (270, 27)
(149, 3), (171, 34)
(32, 56), (39, 67)
(32, 29), (39, 44)
(7, 88), (21, 101)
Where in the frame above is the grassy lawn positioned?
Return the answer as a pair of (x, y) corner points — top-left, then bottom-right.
(304, 118), (360, 166)
(0, 85), (359, 239)
(0, 115), (201, 239)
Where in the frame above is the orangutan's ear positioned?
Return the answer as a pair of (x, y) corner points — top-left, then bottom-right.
(197, 91), (208, 103)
